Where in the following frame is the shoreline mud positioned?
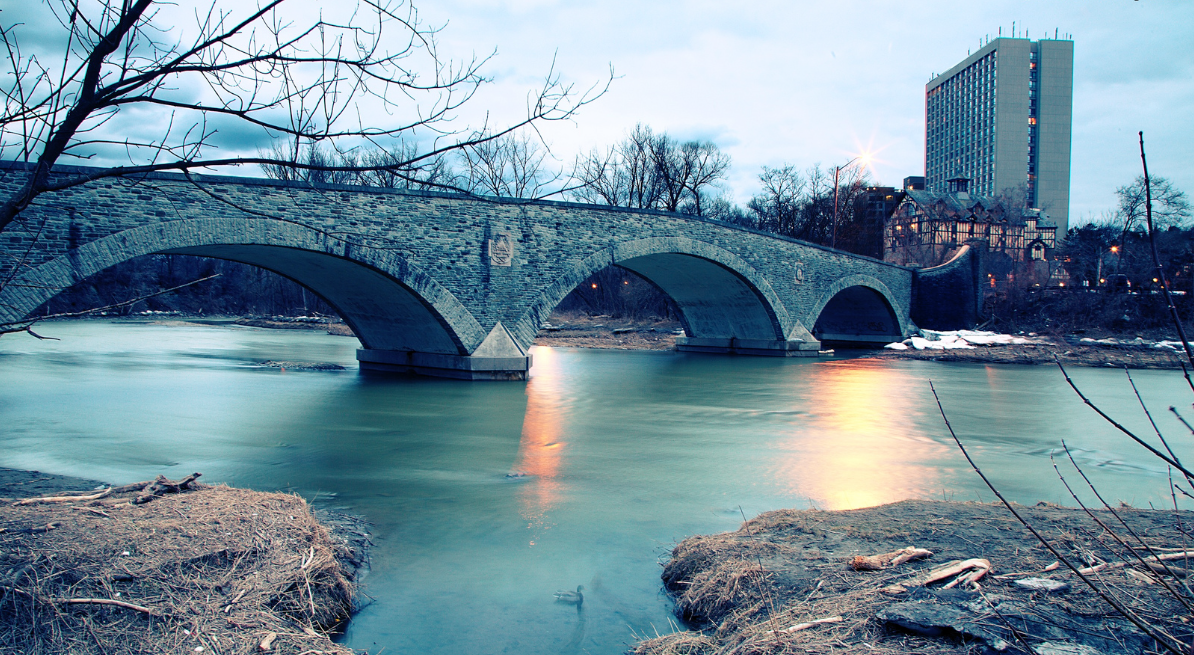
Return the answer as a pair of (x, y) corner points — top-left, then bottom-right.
(0, 467), (370, 654)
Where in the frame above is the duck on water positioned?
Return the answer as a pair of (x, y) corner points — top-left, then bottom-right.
(554, 585), (584, 604)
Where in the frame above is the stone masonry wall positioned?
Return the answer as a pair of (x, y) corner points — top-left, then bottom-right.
(0, 162), (918, 351)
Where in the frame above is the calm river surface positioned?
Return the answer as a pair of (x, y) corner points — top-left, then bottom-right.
(1, 320), (1190, 654)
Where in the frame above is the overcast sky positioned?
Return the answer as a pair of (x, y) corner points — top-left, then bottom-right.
(414, 0), (1193, 225)
(8, 1), (1193, 226)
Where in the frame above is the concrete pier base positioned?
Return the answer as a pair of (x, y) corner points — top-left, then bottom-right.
(357, 349), (532, 380)
(674, 337), (823, 357)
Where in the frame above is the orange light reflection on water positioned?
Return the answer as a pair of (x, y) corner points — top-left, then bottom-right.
(777, 359), (949, 510)
(512, 346), (569, 541)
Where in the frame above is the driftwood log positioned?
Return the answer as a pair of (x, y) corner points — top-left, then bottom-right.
(132, 473), (202, 505)
(8, 476), (185, 507)
(920, 558), (991, 589)
(849, 547), (933, 571)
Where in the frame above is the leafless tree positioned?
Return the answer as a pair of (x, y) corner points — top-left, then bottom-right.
(0, 0), (611, 235)
(1105, 176), (1191, 279)
(356, 143), (454, 190)
(1117, 175), (1191, 233)
(677, 140), (731, 217)
(748, 165), (805, 235)
(453, 130), (563, 198)
(570, 124), (730, 215)
(747, 163), (870, 247)
(260, 140), (453, 190)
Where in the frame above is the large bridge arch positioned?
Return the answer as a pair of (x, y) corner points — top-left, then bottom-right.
(807, 274), (910, 345)
(511, 236), (819, 357)
(1, 218), (488, 355)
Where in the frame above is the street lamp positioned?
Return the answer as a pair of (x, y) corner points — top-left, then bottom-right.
(832, 154), (871, 250)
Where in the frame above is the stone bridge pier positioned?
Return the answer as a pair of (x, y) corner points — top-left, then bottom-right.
(0, 162), (982, 380)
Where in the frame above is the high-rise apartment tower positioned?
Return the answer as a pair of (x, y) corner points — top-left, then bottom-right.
(925, 37), (1073, 233)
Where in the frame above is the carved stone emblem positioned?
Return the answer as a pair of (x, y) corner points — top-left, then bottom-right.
(794, 261), (805, 285)
(489, 233), (513, 267)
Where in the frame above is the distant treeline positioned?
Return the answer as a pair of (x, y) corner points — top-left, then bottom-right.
(37, 255), (335, 317)
(37, 254), (677, 321)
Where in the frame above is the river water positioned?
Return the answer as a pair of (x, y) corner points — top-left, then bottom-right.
(1, 320), (1190, 654)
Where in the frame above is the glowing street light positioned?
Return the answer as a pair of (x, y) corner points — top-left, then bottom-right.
(832, 153), (872, 250)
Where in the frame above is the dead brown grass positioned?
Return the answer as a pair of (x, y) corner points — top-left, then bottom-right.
(1, 481), (357, 654)
(635, 501), (1194, 655)
(643, 527), (948, 655)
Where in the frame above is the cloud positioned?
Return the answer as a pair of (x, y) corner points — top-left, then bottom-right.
(5, 0), (1192, 219)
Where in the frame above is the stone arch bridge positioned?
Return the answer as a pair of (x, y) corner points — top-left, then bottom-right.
(0, 162), (982, 379)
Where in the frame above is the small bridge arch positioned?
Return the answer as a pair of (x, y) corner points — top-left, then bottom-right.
(808, 275), (907, 345)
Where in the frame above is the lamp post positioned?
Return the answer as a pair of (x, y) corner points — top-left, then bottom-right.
(832, 155), (868, 250)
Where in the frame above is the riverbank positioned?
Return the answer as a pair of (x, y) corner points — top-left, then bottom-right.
(635, 499), (1193, 655)
(859, 333), (1190, 369)
(534, 313), (683, 350)
(0, 467), (369, 654)
(98, 312), (1194, 369)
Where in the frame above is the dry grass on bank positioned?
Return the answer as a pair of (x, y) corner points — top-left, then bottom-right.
(634, 501), (1194, 655)
(636, 531), (951, 655)
(1, 478), (357, 655)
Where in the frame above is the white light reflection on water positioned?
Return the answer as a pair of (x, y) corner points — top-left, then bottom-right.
(783, 358), (953, 510)
(514, 346), (569, 540)
(2, 321), (1192, 654)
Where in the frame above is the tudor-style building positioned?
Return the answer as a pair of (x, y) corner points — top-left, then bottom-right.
(883, 178), (1057, 286)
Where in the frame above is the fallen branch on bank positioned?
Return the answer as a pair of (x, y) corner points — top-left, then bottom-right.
(0, 522), (59, 534)
(13, 488), (111, 505)
(766, 615), (843, 634)
(1078, 551), (1194, 576)
(56, 597), (158, 615)
(921, 558), (991, 589)
(8, 477), (171, 507)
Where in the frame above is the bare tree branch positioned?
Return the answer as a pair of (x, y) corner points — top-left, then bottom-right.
(929, 380), (1188, 655)
(0, 273), (220, 334)
(0, 0), (612, 233)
